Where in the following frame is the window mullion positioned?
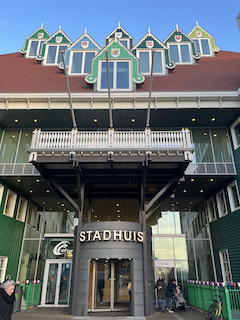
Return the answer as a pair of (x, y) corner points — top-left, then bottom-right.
(55, 46), (59, 64)
(178, 44), (181, 63)
(114, 61), (117, 89)
(82, 52), (86, 74)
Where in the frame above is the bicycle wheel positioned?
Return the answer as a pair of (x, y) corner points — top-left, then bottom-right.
(205, 304), (217, 320)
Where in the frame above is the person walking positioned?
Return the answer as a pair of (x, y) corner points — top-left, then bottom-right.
(0, 279), (16, 320)
(166, 279), (176, 313)
(154, 276), (167, 312)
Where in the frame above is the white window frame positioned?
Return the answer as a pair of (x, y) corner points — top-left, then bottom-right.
(227, 181), (240, 212)
(16, 197), (28, 222)
(0, 256), (8, 283)
(230, 117), (240, 150)
(167, 42), (193, 64)
(207, 196), (219, 222)
(192, 38), (213, 57)
(216, 190), (228, 218)
(3, 190), (17, 218)
(69, 50), (97, 75)
(97, 60), (132, 92)
(26, 39), (47, 58)
(219, 249), (232, 283)
(136, 49), (166, 75)
(0, 184), (4, 207)
(43, 44), (68, 65)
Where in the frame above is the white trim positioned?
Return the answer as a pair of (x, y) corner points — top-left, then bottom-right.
(167, 42), (194, 64)
(219, 249), (232, 283)
(44, 233), (74, 238)
(43, 44), (69, 66)
(230, 117), (240, 150)
(67, 33), (101, 51)
(216, 189), (228, 218)
(0, 184), (4, 207)
(0, 256), (8, 283)
(43, 29), (72, 46)
(136, 49), (166, 75)
(227, 181), (240, 212)
(69, 50), (97, 75)
(207, 196), (218, 222)
(188, 25), (217, 43)
(105, 25), (133, 42)
(132, 32), (167, 51)
(192, 38), (213, 57)
(16, 197), (28, 223)
(97, 60), (132, 92)
(3, 189), (17, 218)
(26, 39), (48, 58)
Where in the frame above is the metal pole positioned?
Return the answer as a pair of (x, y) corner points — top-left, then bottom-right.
(146, 50), (155, 128)
(106, 51), (113, 128)
(61, 51), (77, 129)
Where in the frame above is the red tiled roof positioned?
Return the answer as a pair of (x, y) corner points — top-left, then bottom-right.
(0, 51), (239, 93)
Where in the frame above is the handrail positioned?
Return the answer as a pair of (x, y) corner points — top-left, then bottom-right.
(29, 128), (194, 152)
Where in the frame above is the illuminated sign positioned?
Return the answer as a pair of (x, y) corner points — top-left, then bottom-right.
(80, 230), (144, 243)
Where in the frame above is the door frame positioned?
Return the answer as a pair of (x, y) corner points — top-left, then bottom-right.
(41, 259), (72, 307)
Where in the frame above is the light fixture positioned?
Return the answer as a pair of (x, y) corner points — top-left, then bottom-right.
(211, 117), (216, 121)
(17, 179), (21, 183)
(61, 203), (64, 207)
(29, 190), (33, 193)
(12, 135), (15, 138)
(42, 201), (46, 204)
(200, 189), (204, 193)
(118, 215), (121, 218)
(131, 118), (136, 122)
(36, 179), (40, 182)
(117, 209), (120, 213)
(191, 118), (196, 122)
(14, 119), (19, 123)
(213, 133), (217, 137)
(46, 189), (50, 193)
(67, 210), (70, 213)
(116, 203), (120, 207)
(93, 119), (98, 123)
(183, 189), (187, 193)
(33, 119), (38, 123)
(49, 208), (52, 211)
(203, 132), (207, 136)
(190, 178), (195, 182)
(94, 215), (97, 218)
(210, 178), (214, 182)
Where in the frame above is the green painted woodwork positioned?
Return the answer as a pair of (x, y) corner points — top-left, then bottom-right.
(37, 29), (72, 61)
(164, 28), (200, 60)
(0, 181), (25, 281)
(132, 32), (175, 69)
(85, 40), (144, 85)
(105, 26), (133, 48)
(20, 26), (50, 54)
(188, 25), (220, 52)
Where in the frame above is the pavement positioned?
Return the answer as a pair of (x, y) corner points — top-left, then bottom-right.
(12, 307), (204, 320)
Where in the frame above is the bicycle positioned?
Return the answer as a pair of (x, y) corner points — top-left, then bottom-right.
(205, 294), (224, 320)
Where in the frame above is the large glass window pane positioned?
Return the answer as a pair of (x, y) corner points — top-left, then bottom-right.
(234, 122), (240, 146)
(58, 263), (71, 305)
(57, 46), (68, 64)
(46, 46), (57, 64)
(139, 51), (150, 73)
(71, 52), (83, 73)
(169, 45), (180, 63)
(192, 129), (213, 162)
(46, 263), (58, 304)
(0, 130), (20, 163)
(84, 52), (95, 74)
(174, 238), (187, 260)
(29, 41), (38, 57)
(154, 211), (181, 234)
(101, 62), (114, 89)
(153, 51), (163, 73)
(116, 62), (129, 89)
(39, 41), (45, 55)
(180, 44), (191, 62)
(193, 39), (200, 55)
(16, 131), (32, 162)
(153, 237), (174, 259)
(211, 129), (232, 162)
(201, 39), (211, 55)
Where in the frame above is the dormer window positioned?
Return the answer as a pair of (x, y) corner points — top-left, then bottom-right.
(137, 50), (165, 74)
(98, 60), (131, 91)
(45, 45), (68, 65)
(168, 43), (192, 64)
(193, 38), (212, 56)
(28, 40), (46, 57)
(70, 51), (97, 74)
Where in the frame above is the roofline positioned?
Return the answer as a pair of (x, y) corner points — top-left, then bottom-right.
(132, 32), (167, 50)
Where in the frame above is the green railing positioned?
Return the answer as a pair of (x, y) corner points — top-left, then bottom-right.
(183, 282), (240, 320)
(15, 281), (42, 311)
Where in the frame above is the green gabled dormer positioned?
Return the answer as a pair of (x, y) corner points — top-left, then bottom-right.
(37, 27), (72, 65)
(85, 39), (144, 91)
(105, 24), (134, 49)
(132, 29), (175, 75)
(20, 24), (50, 58)
(164, 26), (200, 64)
(188, 23), (220, 56)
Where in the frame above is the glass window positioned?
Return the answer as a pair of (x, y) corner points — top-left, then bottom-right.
(71, 52), (83, 73)
(16, 197), (28, 223)
(29, 41), (38, 57)
(193, 39), (211, 56)
(0, 130), (20, 163)
(70, 51), (96, 74)
(0, 257), (8, 283)
(207, 197), (218, 222)
(216, 190), (228, 217)
(180, 44), (191, 62)
(231, 118), (240, 149)
(139, 51), (150, 73)
(153, 51), (163, 73)
(57, 46), (68, 64)
(169, 44), (180, 63)
(119, 39), (129, 48)
(192, 129), (213, 162)
(16, 131), (32, 163)
(153, 211), (181, 234)
(219, 249), (232, 283)
(100, 61), (130, 90)
(211, 129), (232, 162)
(234, 123), (240, 147)
(0, 184), (4, 207)
(4, 190), (17, 218)
(116, 62), (129, 89)
(84, 52), (95, 74)
(174, 238), (187, 260)
(193, 39), (201, 55)
(227, 181), (240, 212)
(169, 43), (191, 63)
(46, 46), (57, 64)
(101, 61), (114, 89)
(153, 237), (174, 260)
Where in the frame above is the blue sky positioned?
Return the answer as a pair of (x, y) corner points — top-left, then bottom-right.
(0, 0), (239, 54)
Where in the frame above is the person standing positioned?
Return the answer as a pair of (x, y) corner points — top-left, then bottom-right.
(166, 279), (176, 313)
(154, 276), (167, 312)
(0, 280), (16, 320)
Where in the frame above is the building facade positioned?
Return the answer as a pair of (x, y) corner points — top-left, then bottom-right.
(0, 23), (239, 318)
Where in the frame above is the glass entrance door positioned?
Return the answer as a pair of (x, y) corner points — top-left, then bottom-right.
(41, 259), (72, 306)
(88, 259), (131, 312)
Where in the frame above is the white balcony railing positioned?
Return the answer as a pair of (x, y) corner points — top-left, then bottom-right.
(29, 128), (193, 152)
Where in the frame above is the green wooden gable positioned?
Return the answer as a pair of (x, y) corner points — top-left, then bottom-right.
(105, 24), (133, 48)
(37, 28), (72, 61)
(132, 32), (175, 69)
(164, 28), (200, 60)
(20, 26), (50, 54)
(188, 25), (220, 52)
(85, 40), (144, 85)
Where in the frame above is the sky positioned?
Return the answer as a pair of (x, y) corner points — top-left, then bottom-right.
(0, 0), (239, 54)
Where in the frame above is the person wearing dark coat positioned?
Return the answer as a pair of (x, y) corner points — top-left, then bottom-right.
(154, 277), (167, 312)
(166, 279), (176, 313)
(0, 280), (16, 320)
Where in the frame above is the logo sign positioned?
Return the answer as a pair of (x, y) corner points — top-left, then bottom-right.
(111, 48), (120, 57)
(53, 241), (70, 256)
(81, 41), (89, 49)
(175, 35), (182, 42)
(146, 40), (154, 48)
(80, 230), (144, 243)
(37, 32), (44, 39)
(56, 36), (63, 43)
(115, 32), (122, 39)
(196, 31), (202, 37)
